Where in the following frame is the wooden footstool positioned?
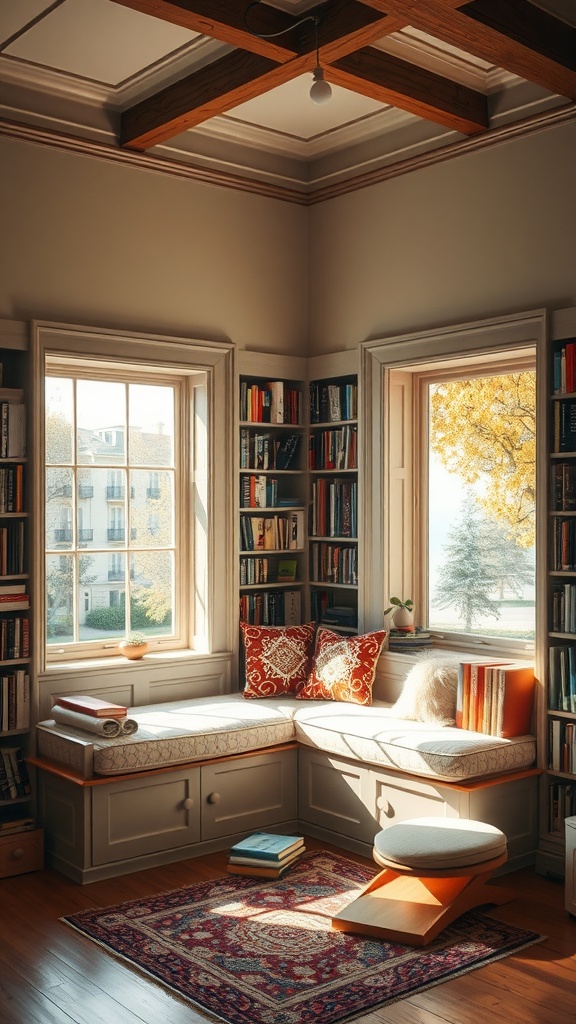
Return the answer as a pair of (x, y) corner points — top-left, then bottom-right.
(332, 817), (514, 946)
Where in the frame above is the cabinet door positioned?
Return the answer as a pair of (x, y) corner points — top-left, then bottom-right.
(298, 748), (376, 844)
(372, 770), (459, 829)
(92, 768), (200, 865)
(201, 749), (297, 840)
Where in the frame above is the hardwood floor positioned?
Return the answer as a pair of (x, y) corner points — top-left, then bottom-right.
(1, 837), (575, 1024)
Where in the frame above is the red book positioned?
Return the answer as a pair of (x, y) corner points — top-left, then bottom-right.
(56, 695), (128, 718)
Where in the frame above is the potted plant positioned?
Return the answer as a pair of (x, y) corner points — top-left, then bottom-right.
(384, 596), (414, 631)
(118, 631), (149, 660)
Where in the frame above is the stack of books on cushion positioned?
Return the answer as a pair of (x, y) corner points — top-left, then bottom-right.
(387, 627), (433, 653)
(227, 833), (305, 878)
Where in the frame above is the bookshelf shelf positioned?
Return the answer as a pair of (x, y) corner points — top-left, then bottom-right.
(540, 315), (576, 874)
(0, 333), (37, 874)
(238, 361), (308, 631)
(308, 371), (359, 635)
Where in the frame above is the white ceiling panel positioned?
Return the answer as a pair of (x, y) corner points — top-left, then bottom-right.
(0, 0), (56, 46)
(4, 0), (198, 85)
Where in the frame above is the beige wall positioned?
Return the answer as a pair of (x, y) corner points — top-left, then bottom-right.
(3, 121), (576, 358)
(307, 120), (576, 354)
(0, 137), (309, 355)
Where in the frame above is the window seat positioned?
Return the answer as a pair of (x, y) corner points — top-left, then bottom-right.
(36, 692), (536, 782)
(33, 693), (539, 884)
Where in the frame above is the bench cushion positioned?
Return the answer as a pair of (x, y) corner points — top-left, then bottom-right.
(36, 692), (536, 783)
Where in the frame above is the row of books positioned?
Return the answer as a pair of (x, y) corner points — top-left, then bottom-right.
(0, 669), (30, 732)
(239, 589), (301, 627)
(552, 339), (576, 396)
(550, 461), (576, 511)
(0, 813), (35, 837)
(455, 661), (534, 737)
(239, 556), (297, 586)
(227, 833), (305, 878)
(309, 381), (357, 424)
(0, 464), (24, 513)
(551, 583), (576, 634)
(240, 381), (301, 425)
(546, 780), (576, 834)
(310, 479), (357, 539)
(240, 511), (304, 552)
(0, 522), (25, 576)
(0, 584), (29, 611)
(309, 542), (358, 586)
(553, 398), (576, 453)
(549, 718), (576, 774)
(551, 516), (576, 571)
(0, 745), (31, 801)
(240, 430), (301, 471)
(308, 425), (357, 471)
(240, 475), (296, 509)
(548, 644), (576, 712)
(0, 615), (29, 661)
(0, 399), (26, 459)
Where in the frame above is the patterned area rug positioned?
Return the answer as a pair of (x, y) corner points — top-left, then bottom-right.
(62, 851), (543, 1024)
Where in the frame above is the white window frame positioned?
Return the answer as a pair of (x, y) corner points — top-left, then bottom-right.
(32, 321), (235, 674)
(359, 309), (548, 661)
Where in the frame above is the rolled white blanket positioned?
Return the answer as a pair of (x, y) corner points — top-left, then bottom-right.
(51, 706), (138, 737)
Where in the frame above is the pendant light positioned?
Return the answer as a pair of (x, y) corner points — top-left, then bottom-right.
(244, 3), (332, 105)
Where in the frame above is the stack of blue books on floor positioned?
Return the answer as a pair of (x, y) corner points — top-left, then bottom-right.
(227, 833), (305, 878)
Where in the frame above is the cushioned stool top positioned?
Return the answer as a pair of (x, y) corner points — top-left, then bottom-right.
(374, 817), (508, 870)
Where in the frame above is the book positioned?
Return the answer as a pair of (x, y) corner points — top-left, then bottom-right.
(488, 664), (535, 738)
(228, 846), (305, 869)
(55, 695), (128, 718)
(229, 833), (304, 861)
(227, 848), (304, 879)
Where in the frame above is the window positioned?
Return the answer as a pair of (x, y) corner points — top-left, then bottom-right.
(360, 309), (546, 657)
(33, 323), (234, 668)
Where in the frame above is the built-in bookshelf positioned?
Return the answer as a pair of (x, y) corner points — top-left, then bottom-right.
(0, 333), (42, 875)
(238, 358), (308, 628)
(541, 309), (576, 879)
(308, 369), (359, 635)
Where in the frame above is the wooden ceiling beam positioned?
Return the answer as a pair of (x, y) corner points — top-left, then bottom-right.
(120, 49), (310, 149)
(295, 1), (408, 62)
(108, 0), (300, 61)
(360, 0), (576, 98)
(330, 46), (488, 135)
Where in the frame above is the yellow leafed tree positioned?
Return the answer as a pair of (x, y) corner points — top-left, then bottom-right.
(429, 372), (536, 548)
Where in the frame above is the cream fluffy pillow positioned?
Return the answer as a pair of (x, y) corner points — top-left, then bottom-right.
(391, 655), (460, 725)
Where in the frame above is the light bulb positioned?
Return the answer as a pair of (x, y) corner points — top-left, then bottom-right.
(310, 66), (332, 105)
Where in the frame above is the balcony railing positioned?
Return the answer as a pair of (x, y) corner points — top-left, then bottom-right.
(78, 485), (94, 498)
(107, 528), (125, 541)
(78, 529), (93, 542)
(106, 486), (125, 500)
(54, 529), (73, 542)
(108, 570), (125, 581)
(146, 487), (161, 499)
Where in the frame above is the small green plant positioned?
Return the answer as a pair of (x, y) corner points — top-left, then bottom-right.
(384, 596), (413, 616)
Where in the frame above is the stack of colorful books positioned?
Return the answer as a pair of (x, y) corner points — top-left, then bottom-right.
(227, 833), (305, 878)
(387, 627), (433, 653)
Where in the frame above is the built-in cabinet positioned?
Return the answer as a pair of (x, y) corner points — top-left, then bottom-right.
(0, 328), (43, 876)
(538, 307), (576, 880)
(308, 370), (359, 634)
(38, 746), (298, 882)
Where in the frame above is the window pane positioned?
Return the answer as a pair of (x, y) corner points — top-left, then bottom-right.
(130, 550), (174, 635)
(130, 469), (174, 547)
(46, 467), (74, 549)
(46, 553), (74, 643)
(128, 383), (174, 467)
(428, 371), (536, 641)
(77, 380), (126, 464)
(45, 377), (73, 464)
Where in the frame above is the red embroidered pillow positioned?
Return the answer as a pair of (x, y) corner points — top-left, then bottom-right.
(298, 628), (387, 705)
(240, 622), (316, 698)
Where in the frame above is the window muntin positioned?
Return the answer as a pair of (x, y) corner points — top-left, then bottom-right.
(45, 368), (179, 653)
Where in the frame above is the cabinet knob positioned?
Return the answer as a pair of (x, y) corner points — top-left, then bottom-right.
(182, 798), (195, 811)
(11, 848), (24, 860)
(207, 792), (221, 805)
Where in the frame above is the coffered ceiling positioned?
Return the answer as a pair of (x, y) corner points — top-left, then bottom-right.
(1, 0), (575, 201)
